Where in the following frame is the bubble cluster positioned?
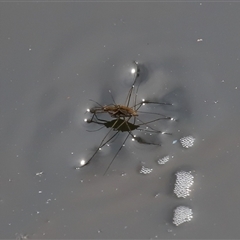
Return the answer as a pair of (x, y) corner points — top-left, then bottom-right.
(158, 155), (170, 165)
(173, 206), (193, 226)
(174, 171), (194, 198)
(180, 136), (195, 148)
(139, 166), (153, 175)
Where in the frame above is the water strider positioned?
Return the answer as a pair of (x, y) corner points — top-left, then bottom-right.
(81, 61), (175, 174)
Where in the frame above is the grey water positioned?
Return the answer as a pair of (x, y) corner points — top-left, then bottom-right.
(1, 2), (240, 239)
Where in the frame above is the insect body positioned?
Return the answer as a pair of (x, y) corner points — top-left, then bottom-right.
(90, 105), (138, 118)
(82, 61), (173, 173)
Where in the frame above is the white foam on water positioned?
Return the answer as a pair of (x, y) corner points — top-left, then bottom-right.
(139, 166), (153, 175)
(173, 206), (193, 226)
(174, 171), (194, 198)
(180, 136), (195, 148)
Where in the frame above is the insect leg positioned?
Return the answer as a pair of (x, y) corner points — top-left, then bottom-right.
(83, 117), (125, 167)
(135, 116), (172, 135)
(123, 117), (162, 145)
(125, 61), (140, 107)
(82, 129), (120, 167)
(103, 132), (130, 176)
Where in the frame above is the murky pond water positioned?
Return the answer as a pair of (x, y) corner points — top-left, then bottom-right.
(1, 2), (240, 239)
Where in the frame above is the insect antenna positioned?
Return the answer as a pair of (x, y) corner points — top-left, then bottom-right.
(89, 99), (104, 107)
(108, 90), (117, 105)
